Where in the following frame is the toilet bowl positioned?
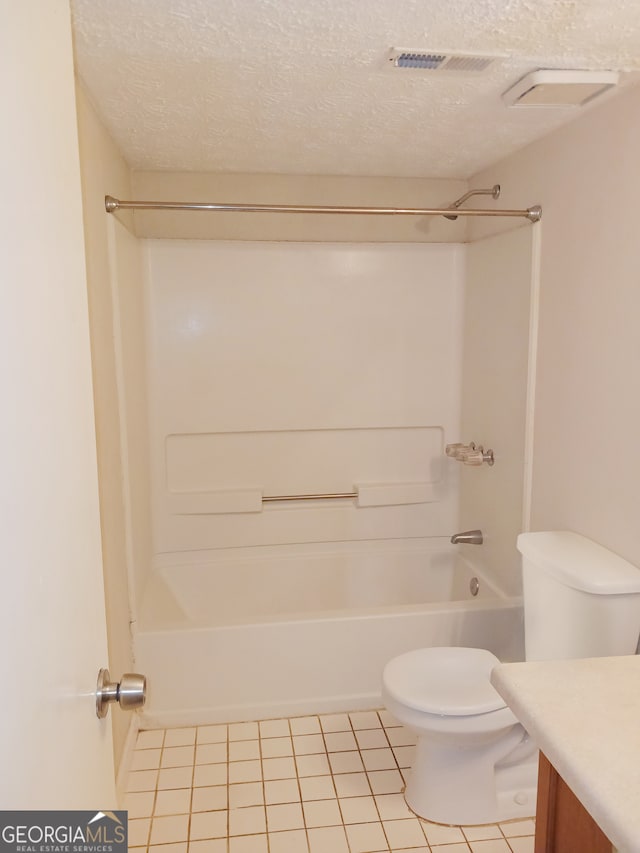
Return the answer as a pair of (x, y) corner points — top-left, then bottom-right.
(382, 646), (538, 825)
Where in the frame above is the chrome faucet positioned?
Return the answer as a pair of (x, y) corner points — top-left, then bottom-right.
(450, 529), (483, 545)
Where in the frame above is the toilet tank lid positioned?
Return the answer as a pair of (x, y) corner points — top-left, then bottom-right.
(517, 531), (640, 594)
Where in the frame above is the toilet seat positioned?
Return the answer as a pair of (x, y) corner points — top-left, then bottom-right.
(383, 646), (507, 716)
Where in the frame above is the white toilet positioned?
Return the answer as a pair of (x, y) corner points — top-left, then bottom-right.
(382, 531), (640, 826)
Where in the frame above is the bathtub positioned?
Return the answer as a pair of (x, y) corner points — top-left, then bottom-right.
(134, 540), (524, 728)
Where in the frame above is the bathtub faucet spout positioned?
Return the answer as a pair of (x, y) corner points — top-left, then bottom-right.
(451, 529), (483, 545)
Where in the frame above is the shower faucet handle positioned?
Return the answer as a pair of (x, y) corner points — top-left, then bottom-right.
(445, 442), (475, 459)
(460, 446), (495, 467)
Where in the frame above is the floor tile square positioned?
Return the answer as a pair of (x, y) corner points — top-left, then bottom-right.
(261, 736), (293, 758)
(505, 837), (535, 853)
(263, 756), (297, 780)
(154, 787), (191, 815)
(383, 818), (427, 849)
(388, 847), (429, 853)
(265, 779), (301, 805)
(295, 754), (331, 777)
(324, 731), (358, 752)
(149, 843), (187, 853)
(164, 727), (197, 747)
(136, 730), (165, 750)
(150, 814), (190, 844)
(378, 710), (401, 728)
(229, 739), (260, 762)
(355, 729), (389, 750)
(467, 840), (511, 852)
(128, 818), (151, 847)
(349, 711), (383, 730)
(229, 721), (259, 741)
(196, 742), (227, 764)
(302, 798), (342, 828)
(428, 845), (470, 853)
(124, 790), (155, 819)
(289, 716), (321, 736)
(196, 725), (228, 744)
(333, 773), (371, 798)
(345, 821), (389, 852)
(189, 810), (228, 840)
(228, 781), (264, 808)
(229, 805), (267, 836)
(161, 745), (195, 768)
(268, 828), (310, 853)
(191, 785), (228, 812)
(299, 775), (335, 801)
(462, 825), (502, 841)
(338, 795), (379, 824)
(259, 718), (290, 738)
(385, 727), (416, 747)
(499, 819), (535, 837)
(307, 826), (349, 853)
(374, 794), (413, 821)
(362, 748), (398, 772)
(228, 835), (268, 853)
(367, 769), (404, 795)
(193, 763), (227, 788)
(293, 734), (325, 755)
(127, 769), (159, 792)
(188, 841), (227, 853)
(267, 802), (305, 832)
(319, 713), (351, 733)
(392, 746), (415, 769)
(420, 822), (466, 845)
(328, 750), (364, 774)
(157, 766), (193, 790)
(131, 748), (162, 771)
(228, 759), (262, 784)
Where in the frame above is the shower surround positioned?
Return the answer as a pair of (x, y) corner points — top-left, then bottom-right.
(125, 234), (533, 724)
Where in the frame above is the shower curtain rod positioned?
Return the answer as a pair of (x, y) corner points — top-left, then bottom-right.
(104, 195), (542, 222)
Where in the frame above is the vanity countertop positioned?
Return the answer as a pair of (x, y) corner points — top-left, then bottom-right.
(491, 655), (640, 853)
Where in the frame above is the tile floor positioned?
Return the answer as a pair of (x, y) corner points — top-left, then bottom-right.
(125, 709), (535, 853)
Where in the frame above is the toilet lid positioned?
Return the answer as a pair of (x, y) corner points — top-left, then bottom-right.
(383, 647), (508, 716)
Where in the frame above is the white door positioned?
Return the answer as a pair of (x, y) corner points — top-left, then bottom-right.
(0, 3), (116, 807)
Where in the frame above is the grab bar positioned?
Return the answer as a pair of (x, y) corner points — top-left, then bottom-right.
(263, 492), (358, 502)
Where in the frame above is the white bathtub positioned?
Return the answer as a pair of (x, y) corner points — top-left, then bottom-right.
(135, 540), (523, 727)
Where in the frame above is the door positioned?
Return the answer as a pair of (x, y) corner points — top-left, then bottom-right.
(0, 3), (116, 806)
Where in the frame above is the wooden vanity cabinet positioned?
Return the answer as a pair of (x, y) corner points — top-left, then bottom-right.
(535, 753), (614, 852)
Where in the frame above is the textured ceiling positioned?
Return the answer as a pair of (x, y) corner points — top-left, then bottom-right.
(71, 0), (640, 178)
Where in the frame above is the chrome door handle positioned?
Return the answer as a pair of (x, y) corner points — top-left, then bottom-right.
(96, 668), (147, 718)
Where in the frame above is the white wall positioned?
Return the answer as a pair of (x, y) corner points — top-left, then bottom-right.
(470, 85), (640, 570)
(458, 226), (536, 595)
(144, 241), (464, 562)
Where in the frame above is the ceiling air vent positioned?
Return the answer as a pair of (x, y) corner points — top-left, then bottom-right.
(388, 49), (497, 73)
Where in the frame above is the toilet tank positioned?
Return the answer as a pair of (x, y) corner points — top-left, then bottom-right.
(518, 531), (640, 661)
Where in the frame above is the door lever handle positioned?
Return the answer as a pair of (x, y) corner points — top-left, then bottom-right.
(96, 668), (146, 718)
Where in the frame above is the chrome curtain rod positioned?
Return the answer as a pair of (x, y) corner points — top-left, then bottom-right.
(105, 195), (542, 222)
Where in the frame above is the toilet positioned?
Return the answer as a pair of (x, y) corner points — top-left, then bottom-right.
(382, 531), (640, 826)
